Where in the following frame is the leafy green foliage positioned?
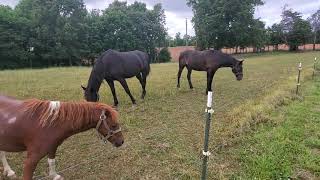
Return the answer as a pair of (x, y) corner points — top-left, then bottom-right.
(0, 0), (166, 69)
(279, 8), (312, 51)
(157, 47), (171, 63)
(308, 9), (320, 49)
(187, 0), (265, 50)
(0, 5), (29, 69)
(100, 1), (166, 62)
(165, 33), (197, 47)
(267, 24), (284, 50)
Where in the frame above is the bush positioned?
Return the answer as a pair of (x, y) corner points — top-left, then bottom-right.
(157, 47), (171, 63)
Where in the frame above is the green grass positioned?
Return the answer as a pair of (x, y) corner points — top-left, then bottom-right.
(232, 81), (320, 179)
(0, 51), (319, 179)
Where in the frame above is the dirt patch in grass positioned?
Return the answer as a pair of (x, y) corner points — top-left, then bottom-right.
(292, 169), (317, 180)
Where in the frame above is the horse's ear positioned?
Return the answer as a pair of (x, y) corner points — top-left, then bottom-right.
(81, 85), (86, 91)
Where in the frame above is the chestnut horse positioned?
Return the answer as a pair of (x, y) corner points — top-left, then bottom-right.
(0, 95), (123, 180)
(177, 50), (244, 93)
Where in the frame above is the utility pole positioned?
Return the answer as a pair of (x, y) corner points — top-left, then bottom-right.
(186, 18), (188, 46)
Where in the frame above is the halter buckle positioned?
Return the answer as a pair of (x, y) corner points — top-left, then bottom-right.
(100, 111), (106, 120)
(96, 110), (121, 144)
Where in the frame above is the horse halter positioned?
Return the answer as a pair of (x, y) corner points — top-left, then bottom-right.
(232, 66), (243, 77)
(96, 110), (121, 144)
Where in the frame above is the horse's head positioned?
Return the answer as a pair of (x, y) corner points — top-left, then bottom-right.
(96, 106), (124, 147)
(81, 85), (100, 102)
(232, 59), (244, 81)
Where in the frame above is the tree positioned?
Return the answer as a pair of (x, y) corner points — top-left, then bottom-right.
(15, 0), (88, 66)
(279, 7), (312, 51)
(99, 1), (166, 62)
(85, 9), (103, 64)
(173, 32), (185, 46)
(157, 47), (171, 63)
(0, 5), (29, 69)
(308, 9), (320, 50)
(0, 0), (167, 69)
(267, 23), (284, 50)
(187, 0), (264, 50)
(250, 19), (267, 52)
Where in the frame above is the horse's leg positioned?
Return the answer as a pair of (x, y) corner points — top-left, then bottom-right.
(141, 71), (147, 99)
(48, 148), (63, 180)
(206, 70), (214, 94)
(177, 65), (185, 88)
(106, 79), (119, 107)
(136, 73), (146, 99)
(187, 68), (193, 89)
(0, 151), (16, 178)
(118, 78), (136, 105)
(23, 151), (44, 180)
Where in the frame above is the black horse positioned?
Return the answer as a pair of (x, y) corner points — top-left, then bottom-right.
(82, 49), (150, 106)
(177, 50), (244, 93)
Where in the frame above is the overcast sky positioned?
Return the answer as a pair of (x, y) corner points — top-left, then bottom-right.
(1, 0), (319, 36)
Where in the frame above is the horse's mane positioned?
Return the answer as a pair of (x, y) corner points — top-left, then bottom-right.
(21, 99), (118, 129)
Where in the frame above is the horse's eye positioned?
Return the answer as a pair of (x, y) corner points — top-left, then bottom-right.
(112, 125), (117, 129)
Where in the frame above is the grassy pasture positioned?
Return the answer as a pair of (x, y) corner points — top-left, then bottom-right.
(0, 51), (319, 179)
(234, 81), (320, 179)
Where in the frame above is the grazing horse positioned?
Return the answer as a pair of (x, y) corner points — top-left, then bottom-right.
(0, 95), (123, 180)
(177, 50), (244, 92)
(82, 49), (150, 107)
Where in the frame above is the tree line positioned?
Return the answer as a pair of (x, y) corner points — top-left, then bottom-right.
(187, 0), (320, 52)
(1, 0), (320, 69)
(0, 0), (167, 69)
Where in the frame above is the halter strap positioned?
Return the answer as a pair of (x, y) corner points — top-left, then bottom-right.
(96, 110), (121, 144)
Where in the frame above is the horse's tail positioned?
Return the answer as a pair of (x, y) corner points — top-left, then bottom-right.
(145, 53), (151, 76)
(178, 51), (187, 67)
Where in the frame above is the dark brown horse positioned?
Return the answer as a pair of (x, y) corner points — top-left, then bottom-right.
(82, 49), (150, 107)
(0, 95), (123, 180)
(177, 50), (244, 92)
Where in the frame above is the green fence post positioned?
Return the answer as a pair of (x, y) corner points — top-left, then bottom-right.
(296, 62), (302, 95)
(201, 91), (214, 180)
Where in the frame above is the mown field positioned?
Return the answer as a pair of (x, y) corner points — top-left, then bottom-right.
(0, 51), (319, 179)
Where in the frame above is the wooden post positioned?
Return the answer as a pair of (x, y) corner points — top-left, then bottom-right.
(296, 62), (302, 95)
(29, 47), (34, 69)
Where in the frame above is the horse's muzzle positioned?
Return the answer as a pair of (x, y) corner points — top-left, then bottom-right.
(236, 75), (243, 81)
(114, 139), (124, 147)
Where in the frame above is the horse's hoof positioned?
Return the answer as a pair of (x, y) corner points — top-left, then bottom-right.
(3, 169), (16, 178)
(53, 174), (64, 180)
(131, 104), (137, 109)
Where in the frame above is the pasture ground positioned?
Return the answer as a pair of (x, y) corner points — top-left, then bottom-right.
(232, 81), (320, 179)
(0, 51), (319, 179)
